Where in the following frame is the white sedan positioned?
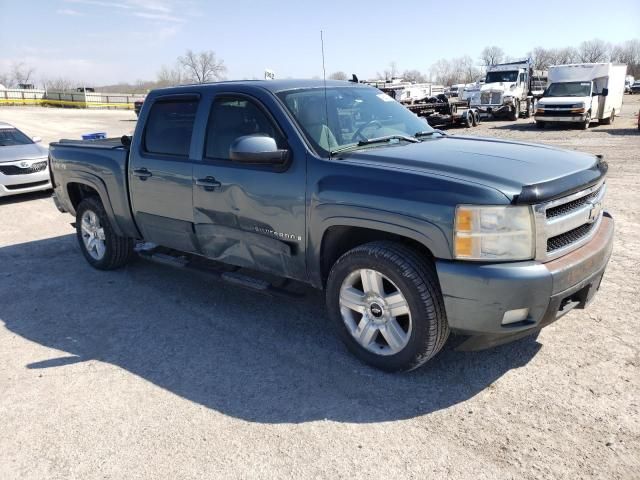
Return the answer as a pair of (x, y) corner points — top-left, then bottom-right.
(0, 122), (51, 197)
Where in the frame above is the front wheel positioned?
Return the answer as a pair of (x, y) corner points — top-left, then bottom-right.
(76, 196), (135, 270)
(580, 112), (591, 130)
(326, 242), (449, 372)
(508, 101), (520, 121)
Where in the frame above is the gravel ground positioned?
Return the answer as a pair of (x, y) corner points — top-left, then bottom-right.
(1, 99), (639, 479)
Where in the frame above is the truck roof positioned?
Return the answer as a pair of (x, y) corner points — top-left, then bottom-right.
(149, 79), (365, 96)
(548, 63), (627, 83)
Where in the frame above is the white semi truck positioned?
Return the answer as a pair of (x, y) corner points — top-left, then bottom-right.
(535, 63), (627, 130)
(469, 60), (534, 120)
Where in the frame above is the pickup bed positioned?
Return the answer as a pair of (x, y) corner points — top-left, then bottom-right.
(49, 79), (614, 371)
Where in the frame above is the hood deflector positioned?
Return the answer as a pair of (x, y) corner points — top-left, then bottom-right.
(515, 156), (607, 204)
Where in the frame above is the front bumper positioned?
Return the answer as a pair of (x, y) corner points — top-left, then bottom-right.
(472, 104), (511, 115)
(535, 114), (586, 123)
(436, 213), (614, 348)
(0, 167), (51, 197)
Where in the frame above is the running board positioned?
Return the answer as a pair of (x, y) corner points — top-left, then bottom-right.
(136, 245), (304, 299)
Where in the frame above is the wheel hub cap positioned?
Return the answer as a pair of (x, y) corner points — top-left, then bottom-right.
(80, 210), (106, 261)
(339, 268), (412, 356)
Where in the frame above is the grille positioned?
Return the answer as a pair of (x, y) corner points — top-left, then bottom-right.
(546, 185), (602, 219)
(480, 92), (502, 105)
(4, 180), (49, 190)
(547, 222), (596, 252)
(0, 161), (47, 176)
(542, 104), (574, 109)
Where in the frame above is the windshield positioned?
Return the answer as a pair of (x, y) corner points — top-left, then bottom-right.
(485, 71), (518, 83)
(0, 128), (33, 146)
(276, 86), (432, 156)
(545, 82), (592, 97)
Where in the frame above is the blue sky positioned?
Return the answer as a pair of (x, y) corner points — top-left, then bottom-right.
(1, 0), (638, 85)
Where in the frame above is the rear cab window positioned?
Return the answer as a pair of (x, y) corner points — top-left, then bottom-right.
(143, 98), (199, 157)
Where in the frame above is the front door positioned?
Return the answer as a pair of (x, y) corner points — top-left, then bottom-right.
(192, 94), (307, 280)
(129, 94), (199, 252)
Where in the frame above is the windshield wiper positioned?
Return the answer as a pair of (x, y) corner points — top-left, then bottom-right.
(415, 129), (445, 138)
(358, 134), (419, 146)
(330, 134), (418, 155)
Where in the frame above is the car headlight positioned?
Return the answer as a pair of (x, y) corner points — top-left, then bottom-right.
(454, 205), (534, 261)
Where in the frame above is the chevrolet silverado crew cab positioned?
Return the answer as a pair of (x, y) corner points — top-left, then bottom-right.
(49, 80), (613, 372)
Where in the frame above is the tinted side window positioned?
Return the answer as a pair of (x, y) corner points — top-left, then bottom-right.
(144, 99), (198, 157)
(205, 97), (283, 160)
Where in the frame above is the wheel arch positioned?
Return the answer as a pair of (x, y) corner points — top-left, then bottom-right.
(65, 173), (124, 237)
(311, 216), (448, 289)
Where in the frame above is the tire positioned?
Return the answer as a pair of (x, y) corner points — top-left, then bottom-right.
(536, 121), (545, 129)
(580, 112), (591, 130)
(464, 112), (473, 128)
(75, 196), (135, 270)
(326, 241), (449, 372)
(525, 99), (532, 118)
(508, 101), (519, 121)
(471, 111), (479, 126)
(601, 109), (615, 125)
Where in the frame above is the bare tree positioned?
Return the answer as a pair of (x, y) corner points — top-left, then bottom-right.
(402, 69), (427, 83)
(457, 56), (480, 83)
(578, 39), (610, 63)
(377, 61), (399, 81)
(480, 46), (504, 67)
(11, 62), (35, 87)
(0, 71), (10, 88)
(611, 39), (640, 76)
(177, 50), (226, 84)
(328, 71), (347, 81)
(157, 63), (185, 87)
(41, 77), (74, 91)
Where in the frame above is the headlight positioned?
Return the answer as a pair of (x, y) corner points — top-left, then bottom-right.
(454, 205), (534, 261)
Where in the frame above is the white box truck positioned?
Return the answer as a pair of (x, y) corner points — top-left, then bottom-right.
(535, 63), (627, 129)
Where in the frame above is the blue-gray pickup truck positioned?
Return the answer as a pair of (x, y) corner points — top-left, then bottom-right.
(49, 79), (613, 372)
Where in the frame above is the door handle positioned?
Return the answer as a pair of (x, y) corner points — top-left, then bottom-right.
(133, 168), (152, 180)
(196, 176), (221, 190)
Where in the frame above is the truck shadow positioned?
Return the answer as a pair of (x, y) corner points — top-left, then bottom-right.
(1, 235), (541, 424)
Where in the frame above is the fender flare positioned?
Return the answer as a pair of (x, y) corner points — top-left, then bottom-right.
(64, 172), (124, 237)
(307, 206), (452, 287)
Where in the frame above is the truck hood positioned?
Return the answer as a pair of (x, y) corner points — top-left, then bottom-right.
(538, 96), (589, 106)
(480, 83), (515, 93)
(340, 136), (599, 201)
(0, 143), (48, 163)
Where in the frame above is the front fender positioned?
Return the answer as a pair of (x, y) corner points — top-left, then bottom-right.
(307, 203), (452, 287)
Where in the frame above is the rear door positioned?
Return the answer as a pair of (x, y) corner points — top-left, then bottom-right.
(129, 94), (200, 252)
(191, 92), (307, 280)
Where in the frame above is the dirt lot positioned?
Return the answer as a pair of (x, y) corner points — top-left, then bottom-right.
(1, 99), (639, 479)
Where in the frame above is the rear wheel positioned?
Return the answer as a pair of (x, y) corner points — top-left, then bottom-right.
(326, 241), (449, 372)
(75, 196), (135, 270)
(601, 109), (615, 125)
(525, 99), (533, 118)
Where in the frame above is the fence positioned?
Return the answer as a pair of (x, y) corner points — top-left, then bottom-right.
(0, 88), (144, 110)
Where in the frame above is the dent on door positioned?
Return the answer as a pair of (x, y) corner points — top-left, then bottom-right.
(193, 184), (303, 278)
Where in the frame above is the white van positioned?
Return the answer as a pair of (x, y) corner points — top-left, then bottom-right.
(535, 63), (627, 129)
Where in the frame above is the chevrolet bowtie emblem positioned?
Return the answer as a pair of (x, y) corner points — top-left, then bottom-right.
(587, 201), (602, 223)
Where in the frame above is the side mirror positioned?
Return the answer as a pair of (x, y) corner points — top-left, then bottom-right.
(602, 88), (609, 97)
(229, 135), (288, 165)
(32, 136), (42, 143)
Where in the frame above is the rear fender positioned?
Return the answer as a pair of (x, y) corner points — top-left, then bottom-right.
(64, 172), (124, 237)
